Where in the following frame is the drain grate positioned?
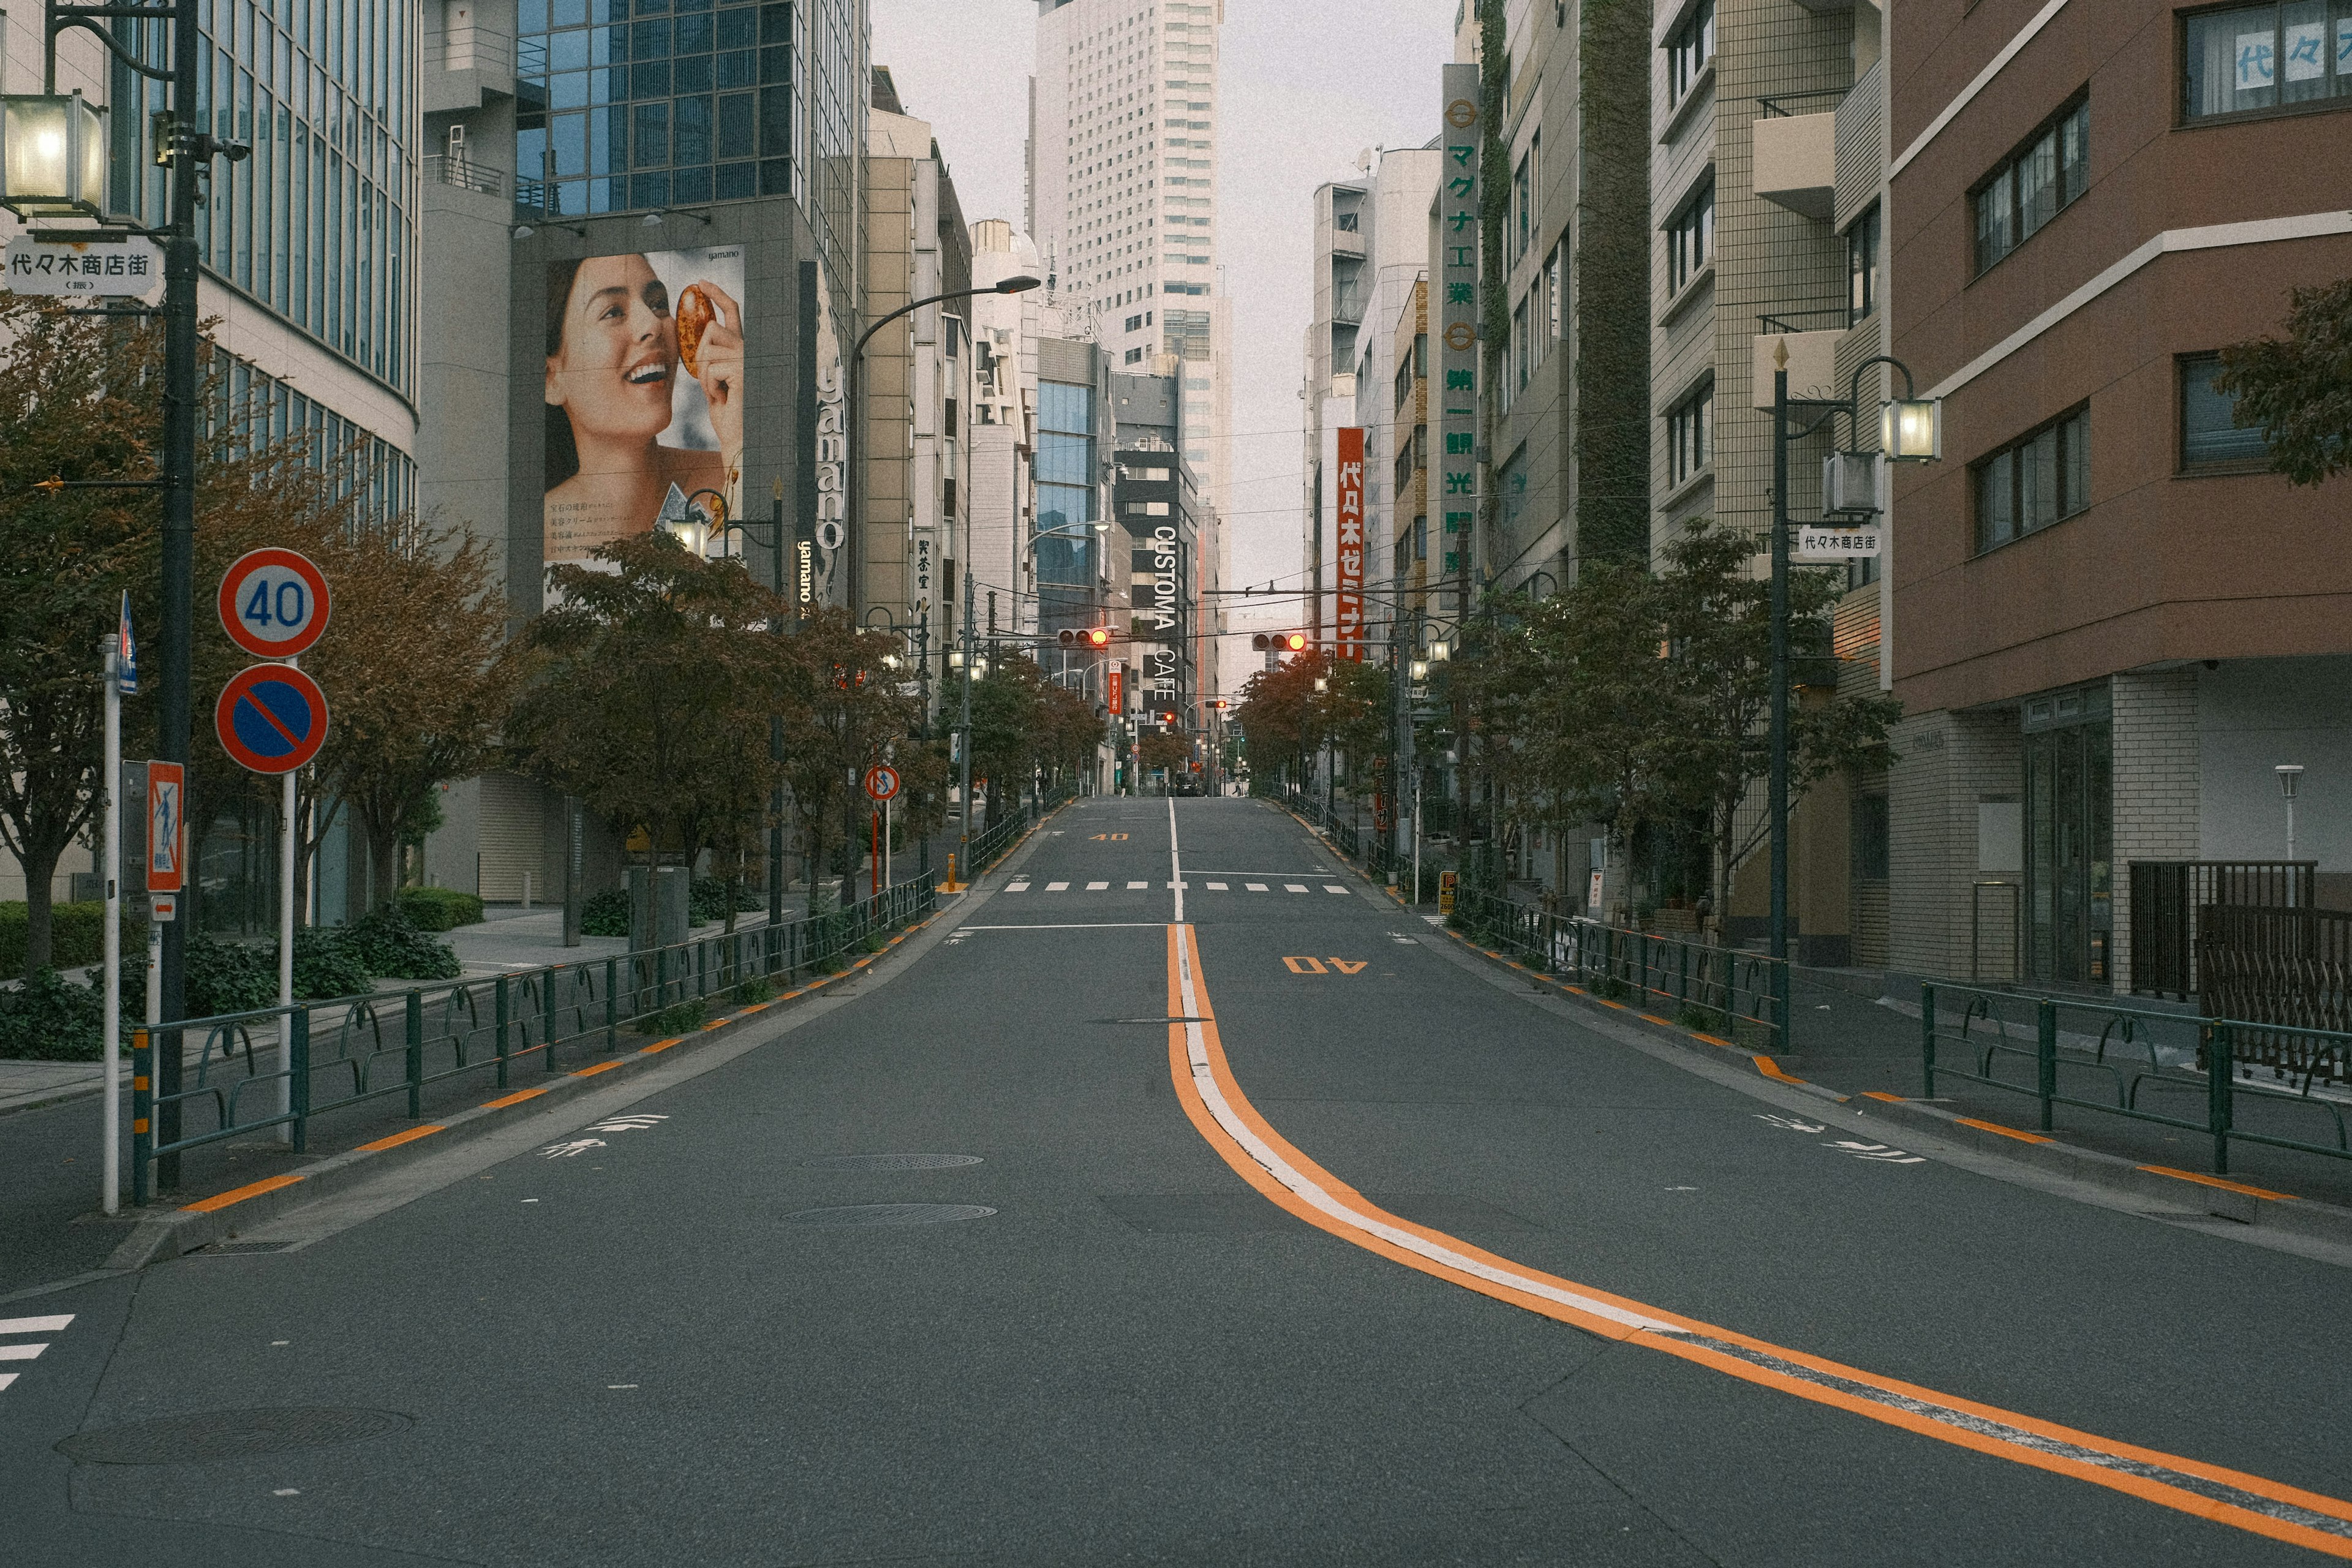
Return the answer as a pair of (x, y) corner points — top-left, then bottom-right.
(57, 1407), (413, 1466)
(200, 1241), (293, 1255)
(801, 1153), (984, 1172)
(786, 1203), (996, 1227)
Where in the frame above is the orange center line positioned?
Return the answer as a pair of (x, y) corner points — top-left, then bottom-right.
(1160, 921), (2352, 1558)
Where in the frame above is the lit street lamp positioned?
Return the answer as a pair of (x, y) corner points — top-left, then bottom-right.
(1768, 348), (1942, 1042)
(0, 89), (107, 216)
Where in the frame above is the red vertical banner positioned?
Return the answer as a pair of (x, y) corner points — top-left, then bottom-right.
(1109, 665), (1125, 714)
(1336, 426), (1365, 660)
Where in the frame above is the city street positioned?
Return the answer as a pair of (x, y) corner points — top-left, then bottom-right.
(7, 796), (2352, 1566)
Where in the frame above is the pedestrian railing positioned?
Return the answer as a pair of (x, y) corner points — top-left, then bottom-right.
(963, 787), (1074, 878)
(1919, 980), (2352, 1177)
(130, 873), (938, 1205)
(1451, 886), (1789, 1052)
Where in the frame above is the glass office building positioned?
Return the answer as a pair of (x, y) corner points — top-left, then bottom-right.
(512, 0), (861, 299)
(1035, 378), (1098, 630)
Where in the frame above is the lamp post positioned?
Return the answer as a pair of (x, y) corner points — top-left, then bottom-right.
(846, 274), (1039, 615)
(2277, 765), (2305, 867)
(1767, 346), (1941, 1044)
(5, 0), (252, 1193)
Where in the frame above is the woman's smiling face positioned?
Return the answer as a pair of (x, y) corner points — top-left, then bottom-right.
(546, 254), (677, 443)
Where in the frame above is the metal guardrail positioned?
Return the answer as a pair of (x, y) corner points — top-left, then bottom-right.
(129, 875), (938, 1205)
(1920, 981), (2352, 1177)
(962, 787), (1074, 878)
(1452, 886), (1788, 1052)
(425, 154), (503, 197)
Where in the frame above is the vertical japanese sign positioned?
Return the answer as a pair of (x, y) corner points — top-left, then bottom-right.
(145, 761), (185, 897)
(1109, 665), (1125, 716)
(1335, 428), (1365, 660)
(1437, 64), (1481, 598)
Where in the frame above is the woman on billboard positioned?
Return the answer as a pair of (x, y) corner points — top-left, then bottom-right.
(542, 250), (745, 570)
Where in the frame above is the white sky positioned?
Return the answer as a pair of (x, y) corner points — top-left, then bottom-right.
(870, 0), (1457, 676)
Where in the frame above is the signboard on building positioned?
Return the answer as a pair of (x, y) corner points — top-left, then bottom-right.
(1795, 526), (1883, 561)
(1437, 64), (1481, 595)
(1336, 427), (1365, 660)
(541, 246), (745, 582)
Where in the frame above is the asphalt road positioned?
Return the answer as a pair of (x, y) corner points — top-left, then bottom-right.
(6, 797), (2351, 1566)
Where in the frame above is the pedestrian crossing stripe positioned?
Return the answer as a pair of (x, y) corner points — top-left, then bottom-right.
(1000, 881), (1352, 894)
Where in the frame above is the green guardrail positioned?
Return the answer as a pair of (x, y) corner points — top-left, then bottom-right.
(1921, 981), (2352, 1177)
(130, 873), (938, 1205)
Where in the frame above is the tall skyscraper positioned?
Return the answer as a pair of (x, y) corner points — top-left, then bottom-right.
(1026, 0), (1230, 529)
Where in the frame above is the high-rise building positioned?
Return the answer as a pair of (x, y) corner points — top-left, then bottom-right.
(1028, 0), (1226, 756)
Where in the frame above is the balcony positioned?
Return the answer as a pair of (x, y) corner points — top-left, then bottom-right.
(426, 154), (503, 198)
(1752, 108), (1836, 221)
(1751, 322), (1844, 407)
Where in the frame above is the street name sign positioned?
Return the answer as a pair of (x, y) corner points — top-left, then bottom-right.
(3, 233), (165, 298)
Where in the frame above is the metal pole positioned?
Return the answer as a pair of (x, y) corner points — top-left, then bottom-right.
(769, 481), (786, 946)
(155, 0), (203, 1191)
(959, 560), (974, 882)
(276, 758), (296, 1144)
(100, 637), (121, 1215)
(1768, 361), (1792, 1049)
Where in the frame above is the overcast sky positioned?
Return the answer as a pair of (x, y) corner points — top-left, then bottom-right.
(870, 0), (1457, 675)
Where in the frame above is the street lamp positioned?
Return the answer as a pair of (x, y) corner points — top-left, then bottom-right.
(846, 273), (1041, 612)
(1767, 347), (1942, 1044)
(2278, 765), (2305, 865)
(0, 89), (107, 217)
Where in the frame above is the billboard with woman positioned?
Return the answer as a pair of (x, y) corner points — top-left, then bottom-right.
(542, 245), (746, 572)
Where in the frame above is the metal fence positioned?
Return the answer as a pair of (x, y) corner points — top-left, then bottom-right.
(1450, 886), (1789, 1052)
(2199, 903), (2352, 1067)
(1919, 979), (2352, 1176)
(2128, 859), (2315, 998)
(130, 873), (939, 1205)
(962, 786), (1073, 878)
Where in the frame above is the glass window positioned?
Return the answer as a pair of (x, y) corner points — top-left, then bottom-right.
(2185, 1), (2352, 117)
(1974, 406), (2090, 551)
(1667, 177), (1714, 293)
(2179, 353), (2272, 466)
(1666, 0), (1716, 105)
(1973, 99), (2088, 272)
(1847, 205), (1880, 325)
(1667, 382), (1711, 486)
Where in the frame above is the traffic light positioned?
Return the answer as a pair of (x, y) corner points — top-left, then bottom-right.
(1251, 631), (1310, 653)
(1057, 625), (1112, 648)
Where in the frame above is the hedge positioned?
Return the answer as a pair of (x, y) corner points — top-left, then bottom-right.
(396, 886), (485, 932)
(0, 901), (144, 978)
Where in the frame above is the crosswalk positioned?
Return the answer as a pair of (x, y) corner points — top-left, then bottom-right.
(0, 1314), (70, 1395)
(1005, 880), (1352, 895)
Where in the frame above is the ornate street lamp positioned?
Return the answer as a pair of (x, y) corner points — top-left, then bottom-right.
(0, 89), (107, 217)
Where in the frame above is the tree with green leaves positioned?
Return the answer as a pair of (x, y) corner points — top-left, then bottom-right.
(774, 607), (926, 905)
(2218, 277), (2352, 487)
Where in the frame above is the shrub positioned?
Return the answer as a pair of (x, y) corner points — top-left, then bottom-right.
(580, 888), (630, 938)
(343, 908), (461, 981)
(292, 928), (375, 1001)
(636, 998), (706, 1036)
(732, 976), (775, 1005)
(183, 937), (276, 1016)
(0, 969), (104, 1061)
(689, 876), (766, 925)
(396, 886), (485, 932)
(0, 900), (146, 978)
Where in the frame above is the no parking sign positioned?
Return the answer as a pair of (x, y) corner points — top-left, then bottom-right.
(214, 664), (330, 775)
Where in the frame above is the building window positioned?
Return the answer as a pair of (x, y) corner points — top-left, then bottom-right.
(1666, 177), (1714, 294)
(1667, 382), (1712, 486)
(2185, 1), (2352, 119)
(1514, 297), (1531, 391)
(1975, 405), (2091, 551)
(1413, 514), (1427, 562)
(2179, 353), (2271, 467)
(1973, 98), (2088, 273)
(1547, 244), (1564, 342)
(1852, 793), (1890, 882)
(1513, 147), (1532, 258)
(1847, 204), (1880, 325)
(1666, 0), (1716, 105)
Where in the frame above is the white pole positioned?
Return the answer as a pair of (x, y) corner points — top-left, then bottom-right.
(100, 638), (121, 1216)
(277, 764), (296, 1144)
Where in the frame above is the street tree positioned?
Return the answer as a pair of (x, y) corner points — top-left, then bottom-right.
(2218, 277), (2352, 487)
(776, 608), (925, 905)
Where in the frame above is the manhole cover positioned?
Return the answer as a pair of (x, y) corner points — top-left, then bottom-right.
(801, 1153), (984, 1172)
(57, 1408), (413, 1466)
(786, 1203), (996, 1227)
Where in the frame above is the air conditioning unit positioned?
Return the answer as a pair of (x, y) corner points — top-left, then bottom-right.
(1822, 450), (1884, 516)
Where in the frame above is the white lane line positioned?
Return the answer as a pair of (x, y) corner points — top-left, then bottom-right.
(1284, 884), (1308, 894)
(0, 1316), (72, 1335)
(1047, 881), (1070, 891)
(1323, 885), (1348, 894)
(1172, 932), (1675, 1334)
(0, 1343), (48, 1362)
(1246, 883), (1268, 892)
(1127, 881), (1150, 889)
(1164, 881), (1190, 889)
(1207, 881), (1228, 891)
(954, 923), (1168, 931)
(0, 1373), (15, 1392)
(1167, 797), (1183, 923)
(1006, 883), (1030, 892)
(1087, 881), (1109, 891)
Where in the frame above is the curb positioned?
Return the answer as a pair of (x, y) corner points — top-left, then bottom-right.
(1275, 802), (2352, 1256)
(100, 913), (944, 1272)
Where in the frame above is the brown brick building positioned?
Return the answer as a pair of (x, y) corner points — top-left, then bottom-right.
(1883, 0), (2352, 989)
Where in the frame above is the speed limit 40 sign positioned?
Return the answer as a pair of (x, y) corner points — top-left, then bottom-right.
(219, 548), (331, 659)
